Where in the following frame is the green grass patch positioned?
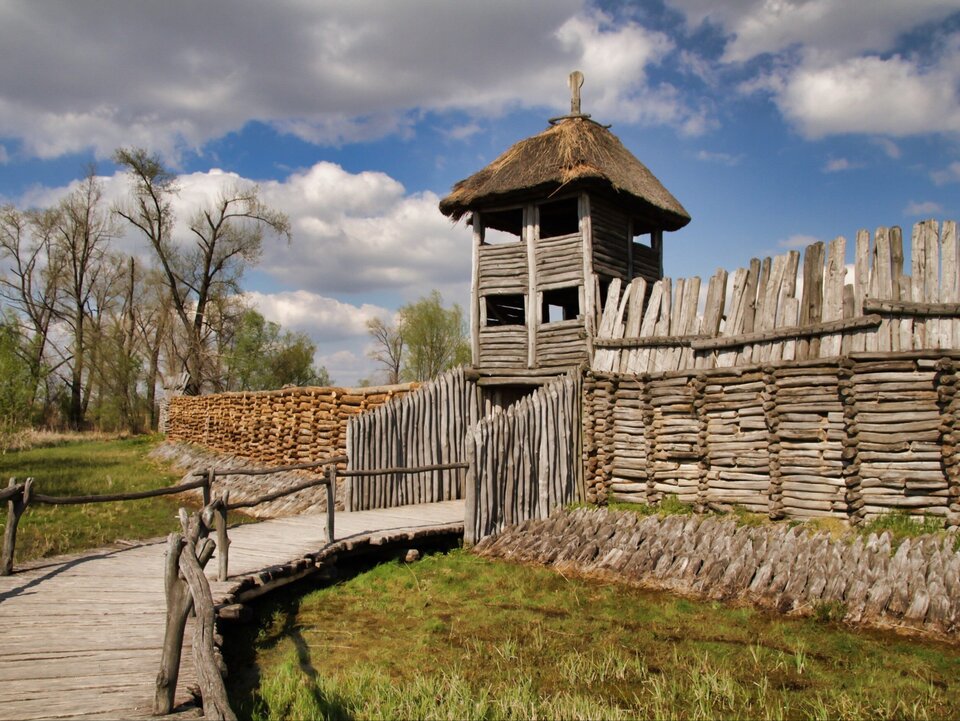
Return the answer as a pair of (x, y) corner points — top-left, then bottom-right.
(226, 550), (960, 721)
(607, 497), (957, 550)
(0, 435), (201, 562)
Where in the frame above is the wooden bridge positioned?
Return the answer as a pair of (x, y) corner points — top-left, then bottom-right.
(0, 500), (464, 720)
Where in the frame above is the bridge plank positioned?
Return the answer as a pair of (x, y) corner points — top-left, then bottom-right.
(0, 501), (464, 720)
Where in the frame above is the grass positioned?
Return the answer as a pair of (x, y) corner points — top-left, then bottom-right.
(0, 434), (200, 563)
(608, 497), (958, 549)
(226, 549), (960, 721)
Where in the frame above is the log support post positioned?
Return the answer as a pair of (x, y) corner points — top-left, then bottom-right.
(1, 478), (32, 576)
(203, 469), (214, 507)
(838, 358), (865, 525)
(325, 465), (336, 543)
(693, 374), (710, 513)
(215, 492), (230, 582)
(936, 359), (959, 527)
(762, 368), (784, 519)
(640, 374), (659, 505)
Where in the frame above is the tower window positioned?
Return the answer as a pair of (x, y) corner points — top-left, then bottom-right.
(481, 207), (522, 244)
(485, 294), (525, 326)
(542, 287), (580, 323)
(538, 197), (579, 239)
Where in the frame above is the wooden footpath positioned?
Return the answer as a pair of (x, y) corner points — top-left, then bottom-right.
(0, 501), (464, 720)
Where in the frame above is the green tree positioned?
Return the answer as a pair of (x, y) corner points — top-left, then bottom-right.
(224, 309), (329, 390)
(0, 321), (35, 442)
(398, 291), (469, 382)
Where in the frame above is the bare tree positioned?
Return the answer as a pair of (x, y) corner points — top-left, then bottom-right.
(366, 316), (405, 384)
(114, 147), (290, 395)
(51, 169), (119, 428)
(0, 205), (63, 408)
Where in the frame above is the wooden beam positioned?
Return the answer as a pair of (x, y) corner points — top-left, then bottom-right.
(691, 314), (883, 351)
(863, 299), (960, 317)
(471, 214), (482, 366)
(526, 204), (538, 369)
(594, 334), (708, 348)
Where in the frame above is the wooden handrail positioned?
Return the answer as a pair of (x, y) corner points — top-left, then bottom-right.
(29, 477), (209, 505)
(224, 475), (330, 510)
(190, 455), (348, 478)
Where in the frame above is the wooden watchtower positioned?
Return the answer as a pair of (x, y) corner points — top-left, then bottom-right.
(440, 73), (691, 390)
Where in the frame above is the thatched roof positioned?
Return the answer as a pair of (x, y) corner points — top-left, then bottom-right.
(439, 116), (691, 231)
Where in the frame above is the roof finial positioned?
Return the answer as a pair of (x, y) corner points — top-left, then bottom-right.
(569, 70), (584, 115)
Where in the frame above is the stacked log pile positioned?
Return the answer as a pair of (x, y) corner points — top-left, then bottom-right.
(647, 375), (699, 504)
(166, 383), (415, 468)
(582, 350), (960, 524)
(854, 357), (948, 518)
(775, 365), (846, 519)
(474, 506), (960, 636)
(702, 369), (770, 514)
(605, 377), (648, 505)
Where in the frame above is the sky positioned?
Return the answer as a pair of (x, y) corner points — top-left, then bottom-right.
(1, 0), (959, 386)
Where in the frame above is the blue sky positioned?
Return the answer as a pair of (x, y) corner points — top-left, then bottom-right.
(1, 0), (959, 385)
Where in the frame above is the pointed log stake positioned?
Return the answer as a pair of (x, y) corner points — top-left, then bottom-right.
(1, 477), (31, 576)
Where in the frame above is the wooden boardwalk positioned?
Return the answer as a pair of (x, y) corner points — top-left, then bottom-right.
(0, 501), (464, 720)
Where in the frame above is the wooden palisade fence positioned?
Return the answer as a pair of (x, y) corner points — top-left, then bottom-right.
(346, 367), (480, 510)
(464, 372), (584, 543)
(592, 220), (959, 372)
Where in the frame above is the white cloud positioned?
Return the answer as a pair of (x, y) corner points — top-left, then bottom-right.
(823, 157), (861, 172)
(695, 149), (742, 166)
(775, 52), (960, 138)
(670, 0), (960, 62)
(932, 161), (960, 184)
(246, 290), (388, 341)
(0, 1), (706, 163)
(872, 137), (902, 159)
(778, 233), (822, 249)
(904, 200), (944, 216)
(672, 0), (960, 139)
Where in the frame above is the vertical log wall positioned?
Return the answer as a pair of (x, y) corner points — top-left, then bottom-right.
(465, 372), (583, 543)
(346, 368), (481, 510)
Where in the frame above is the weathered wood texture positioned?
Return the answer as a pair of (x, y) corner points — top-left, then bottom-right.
(165, 382), (416, 468)
(0, 501), (464, 721)
(465, 372), (584, 543)
(583, 351), (960, 525)
(346, 368), (481, 511)
(593, 220), (960, 374)
(476, 506), (960, 635)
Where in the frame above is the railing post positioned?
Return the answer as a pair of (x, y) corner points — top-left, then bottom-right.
(325, 464), (336, 543)
(155, 533), (191, 715)
(2, 477), (32, 576)
(203, 469), (213, 507)
(215, 491), (230, 582)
